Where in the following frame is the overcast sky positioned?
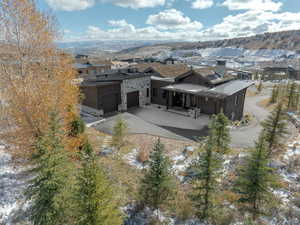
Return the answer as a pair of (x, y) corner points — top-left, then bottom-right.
(37, 0), (300, 42)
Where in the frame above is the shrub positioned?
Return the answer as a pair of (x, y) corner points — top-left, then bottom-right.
(137, 147), (150, 164)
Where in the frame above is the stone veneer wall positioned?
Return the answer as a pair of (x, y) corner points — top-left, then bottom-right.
(120, 76), (151, 111)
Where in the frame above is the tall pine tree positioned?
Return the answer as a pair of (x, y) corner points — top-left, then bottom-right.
(287, 82), (297, 110)
(261, 103), (288, 156)
(210, 113), (231, 155)
(26, 112), (74, 225)
(140, 139), (175, 210)
(257, 81), (263, 93)
(75, 140), (123, 225)
(234, 133), (279, 220)
(270, 85), (279, 104)
(190, 134), (221, 221)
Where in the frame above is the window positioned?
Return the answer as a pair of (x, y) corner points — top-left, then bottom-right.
(162, 90), (167, 99)
(146, 88), (149, 97)
(235, 95), (238, 105)
(152, 88), (157, 97)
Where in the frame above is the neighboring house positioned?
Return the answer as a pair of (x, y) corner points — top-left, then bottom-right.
(111, 60), (130, 70)
(120, 57), (144, 63)
(163, 57), (180, 65)
(74, 62), (112, 78)
(262, 66), (298, 80)
(80, 68), (151, 116)
(227, 69), (253, 80)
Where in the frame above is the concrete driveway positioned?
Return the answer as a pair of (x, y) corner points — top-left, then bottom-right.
(92, 112), (189, 141)
(128, 105), (210, 140)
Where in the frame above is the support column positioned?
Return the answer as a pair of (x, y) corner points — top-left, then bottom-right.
(166, 90), (169, 110)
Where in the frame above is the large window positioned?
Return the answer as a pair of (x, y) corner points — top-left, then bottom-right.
(146, 88), (149, 97)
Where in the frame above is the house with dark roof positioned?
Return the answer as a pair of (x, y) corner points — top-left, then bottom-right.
(80, 61), (253, 120)
(75, 61), (112, 78)
(80, 68), (151, 115)
(262, 66), (298, 81)
(134, 62), (253, 121)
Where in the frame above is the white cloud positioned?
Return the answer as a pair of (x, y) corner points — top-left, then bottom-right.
(100, 0), (165, 9)
(200, 10), (300, 40)
(63, 7), (300, 42)
(146, 9), (203, 30)
(222, 0), (282, 12)
(192, 0), (213, 9)
(46, 0), (95, 11)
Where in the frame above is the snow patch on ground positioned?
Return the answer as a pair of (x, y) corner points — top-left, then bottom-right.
(123, 148), (146, 170)
(0, 146), (29, 224)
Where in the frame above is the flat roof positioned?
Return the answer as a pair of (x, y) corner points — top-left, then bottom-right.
(80, 81), (120, 87)
(209, 80), (254, 96)
(151, 76), (174, 82)
(162, 83), (209, 94)
(82, 69), (151, 83)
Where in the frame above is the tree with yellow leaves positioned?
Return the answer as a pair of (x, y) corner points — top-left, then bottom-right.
(0, 0), (80, 157)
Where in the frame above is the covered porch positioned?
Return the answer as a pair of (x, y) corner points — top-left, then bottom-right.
(162, 83), (225, 118)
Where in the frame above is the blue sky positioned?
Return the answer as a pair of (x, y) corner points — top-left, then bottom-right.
(36, 0), (300, 42)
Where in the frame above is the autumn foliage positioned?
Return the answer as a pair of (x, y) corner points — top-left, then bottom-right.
(0, 0), (80, 157)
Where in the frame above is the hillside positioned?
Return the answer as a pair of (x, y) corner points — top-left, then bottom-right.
(116, 30), (300, 58)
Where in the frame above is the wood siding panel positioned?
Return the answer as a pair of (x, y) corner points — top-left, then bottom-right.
(81, 86), (98, 109)
(151, 80), (170, 105)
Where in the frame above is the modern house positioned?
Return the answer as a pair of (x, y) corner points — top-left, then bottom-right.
(153, 68), (252, 121)
(262, 66), (298, 80)
(80, 61), (253, 120)
(80, 68), (151, 115)
(133, 61), (253, 121)
(74, 61), (113, 78)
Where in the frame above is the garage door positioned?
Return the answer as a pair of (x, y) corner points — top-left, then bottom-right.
(127, 91), (139, 109)
(102, 94), (118, 114)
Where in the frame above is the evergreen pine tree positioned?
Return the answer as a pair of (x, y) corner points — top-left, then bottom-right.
(190, 135), (221, 220)
(75, 140), (123, 225)
(234, 133), (279, 220)
(270, 85), (279, 104)
(287, 82), (297, 110)
(26, 112), (73, 225)
(257, 81), (263, 93)
(111, 116), (128, 150)
(261, 103), (288, 156)
(210, 113), (231, 154)
(140, 139), (175, 210)
(69, 116), (85, 137)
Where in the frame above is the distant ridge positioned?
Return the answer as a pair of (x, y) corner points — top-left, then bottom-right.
(117, 30), (300, 57)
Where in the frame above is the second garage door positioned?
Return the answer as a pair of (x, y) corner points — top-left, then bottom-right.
(102, 94), (118, 114)
(127, 91), (139, 109)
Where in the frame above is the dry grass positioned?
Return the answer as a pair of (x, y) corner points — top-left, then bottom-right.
(257, 98), (277, 111)
(246, 89), (258, 97)
(85, 129), (200, 206)
(127, 134), (197, 157)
